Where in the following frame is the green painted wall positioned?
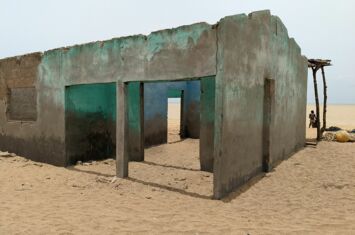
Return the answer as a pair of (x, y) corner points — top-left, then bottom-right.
(167, 89), (182, 98)
(201, 76), (215, 123)
(65, 83), (116, 120)
(65, 82), (116, 163)
(127, 82), (144, 161)
(127, 82), (141, 132)
(200, 76), (216, 172)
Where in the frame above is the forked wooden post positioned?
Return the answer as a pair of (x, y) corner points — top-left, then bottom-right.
(311, 67), (321, 141)
(308, 59), (332, 142)
(320, 67), (328, 134)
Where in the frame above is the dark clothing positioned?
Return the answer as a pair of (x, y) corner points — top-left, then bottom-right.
(309, 113), (317, 128)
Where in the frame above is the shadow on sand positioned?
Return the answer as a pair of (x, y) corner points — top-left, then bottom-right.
(141, 161), (201, 172)
(67, 162), (212, 200)
(221, 172), (267, 203)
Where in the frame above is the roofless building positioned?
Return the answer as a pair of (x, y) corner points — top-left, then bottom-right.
(0, 10), (307, 199)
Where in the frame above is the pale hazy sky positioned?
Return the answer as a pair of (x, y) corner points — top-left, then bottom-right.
(1, 0), (354, 104)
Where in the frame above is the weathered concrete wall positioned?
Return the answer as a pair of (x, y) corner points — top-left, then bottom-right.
(182, 81), (200, 138)
(0, 52), (66, 166)
(0, 22), (216, 166)
(8, 87), (37, 121)
(127, 82), (144, 161)
(143, 24), (216, 82)
(65, 83), (116, 164)
(213, 10), (307, 199)
(57, 23), (216, 85)
(0, 11), (307, 200)
(200, 76), (216, 172)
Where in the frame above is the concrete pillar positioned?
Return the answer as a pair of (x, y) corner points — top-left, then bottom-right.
(213, 73), (224, 200)
(116, 82), (128, 178)
(200, 76), (215, 172)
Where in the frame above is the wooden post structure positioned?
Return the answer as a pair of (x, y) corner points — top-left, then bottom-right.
(311, 67), (321, 141)
(308, 59), (332, 141)
(320, 67), (327, 134)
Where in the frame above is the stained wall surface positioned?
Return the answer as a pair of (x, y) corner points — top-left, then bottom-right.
(0, 11), (307, 199)
(0, 22), (216, 166)
(65, 83), (116, 164)
(213, 10), (307, 199)
(8, 87), (37, 121)
(0, 53), (66, 166)
(200, 76), (216, 172)
(182, 81), (201, 138)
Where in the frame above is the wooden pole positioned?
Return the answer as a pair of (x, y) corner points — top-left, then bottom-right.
(321, 66), (327, 135)
(312, 67), (321, 141)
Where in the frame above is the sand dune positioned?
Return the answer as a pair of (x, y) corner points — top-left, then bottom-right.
(0, 104), (354, 234)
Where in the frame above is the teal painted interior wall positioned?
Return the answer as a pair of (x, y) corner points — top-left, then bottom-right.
(201, 76), (215, 123)
(65, 83), (116, 121)
(183, 80), (201, 138)
(127, 82), (144, 161)
(127, 82), (141, 132)
(167, 89), (182, 98)
(65, 82), (116, 163)
(200, 76), (216, 172)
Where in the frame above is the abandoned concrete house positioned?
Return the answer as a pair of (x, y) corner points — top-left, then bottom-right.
(0, 10), (307, 198)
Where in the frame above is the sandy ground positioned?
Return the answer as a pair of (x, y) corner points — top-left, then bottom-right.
(167, 102), (182, 143)
(306, 104), (355, 140)
(0, 104), (354, 234)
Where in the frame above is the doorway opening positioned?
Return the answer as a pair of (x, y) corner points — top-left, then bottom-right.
(167, 89), (184, 143)
(263, 78), (274, 172)
(123, 77), (216, 198)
